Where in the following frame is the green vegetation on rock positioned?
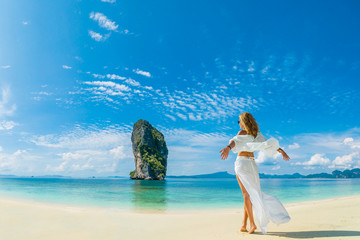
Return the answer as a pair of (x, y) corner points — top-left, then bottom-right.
(130, 170), (136, 178)
(139, 145), (166, 176)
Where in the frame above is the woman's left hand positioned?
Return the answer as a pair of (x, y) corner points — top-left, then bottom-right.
(219, 147), (230, 160)
(281, 150), (290, 161)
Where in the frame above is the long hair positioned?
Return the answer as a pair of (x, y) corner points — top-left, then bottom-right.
(239, 112), (259, 138)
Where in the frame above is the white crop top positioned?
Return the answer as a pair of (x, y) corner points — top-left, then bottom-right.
(229, 131), (280, 157)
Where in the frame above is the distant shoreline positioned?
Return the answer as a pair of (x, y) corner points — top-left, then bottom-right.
(1, 167), (359, 179)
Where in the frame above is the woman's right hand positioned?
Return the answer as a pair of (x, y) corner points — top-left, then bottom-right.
(219, 147), (230, 160)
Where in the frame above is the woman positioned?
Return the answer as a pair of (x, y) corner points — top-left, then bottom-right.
(219, 112), (291, 235)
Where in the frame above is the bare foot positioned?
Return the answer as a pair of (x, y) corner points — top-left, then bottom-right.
(248, 225), (257, 234)
(240, 225), (247, 232)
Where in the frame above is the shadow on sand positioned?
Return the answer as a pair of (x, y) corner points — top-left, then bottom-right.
(267, 230), (360, 238)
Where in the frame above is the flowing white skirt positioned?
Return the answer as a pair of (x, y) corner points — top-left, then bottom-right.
(234, 156), (291, 234)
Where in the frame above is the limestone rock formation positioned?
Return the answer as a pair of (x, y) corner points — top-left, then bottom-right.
(130, 119), (168, 180)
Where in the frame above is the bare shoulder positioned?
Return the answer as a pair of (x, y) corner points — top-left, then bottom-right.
(238, 130), (247, 135)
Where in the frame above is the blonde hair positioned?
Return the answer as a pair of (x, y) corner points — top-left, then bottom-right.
(239, 112), (259, 138)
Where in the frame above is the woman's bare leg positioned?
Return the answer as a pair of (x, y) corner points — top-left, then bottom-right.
(236, 174), (257, 233)
(236, 174), (250, 228)
(243, 204), (248, 226)
(239, 204), (248, 232)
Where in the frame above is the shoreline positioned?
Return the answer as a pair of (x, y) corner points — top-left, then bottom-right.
(0, 194), (359, 239)
(0, 193), (359, 214)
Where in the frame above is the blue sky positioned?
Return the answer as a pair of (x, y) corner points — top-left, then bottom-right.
(0, 0), (360, 177)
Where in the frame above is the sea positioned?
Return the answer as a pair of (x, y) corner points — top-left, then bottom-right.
(0, 177), (359, 212)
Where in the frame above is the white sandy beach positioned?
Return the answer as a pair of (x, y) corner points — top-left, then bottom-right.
(0, 195), (359, 240)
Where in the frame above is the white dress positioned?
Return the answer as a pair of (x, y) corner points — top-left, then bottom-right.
(229, 131), (291, 234)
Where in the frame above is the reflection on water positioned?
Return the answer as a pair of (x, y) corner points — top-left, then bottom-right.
(131, 179), (168, 213)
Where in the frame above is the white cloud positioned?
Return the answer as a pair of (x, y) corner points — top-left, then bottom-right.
(109, 146), (127, 159)
(59, 151), (92, 161)
(288, 143), (300, 149)
(0, 149), (41, 173)
(165, 114), (176, 121)
(343, 137), (360, 149)
(22, 21), (29, 25)
(255, 151), (267, 164)
(248, 61), (255, 72)
(284, 128), (360, 171)
(30, 91), (53, 102)
(30, 124), (132, 149)
(144, 86), (153, 90)
(344, 137), (353, 144)
(134, 69), (151, 77)
(106, 74), (126, 80)
(0, 86), (17, 117)
(83, 81), (131, 92)
(272, 165), (280, 170)
(38, 91), (52, 95)
(125, 78), (140, 86)
(329, 152), (359, 169)
(14, 149), (27, 156)
(88, 30), (110, 41)
(22, 125), (132, 175)
(101, 0), (116, 3)
(0, 120), (18, 130)
(295, 153), (330, 166)
(157, 91), (258, 121)
(0, 65), (11, 69)
(121, 29), (131, 35)
(75, 77), (260, 122)
(69, 63), (263, 122)
(92, 73), (106, 79)
(176, 113), (187, 120)
(288, 128), (360, 159)
(62, 65), (72, 69)
(254, 150), (280, 165)
(49, 149), (124, 173)
(261, 65), (270, 74)
(89, 12), (118, 31)
(155, 128), (229, 167)
(189, 112), (200, 121)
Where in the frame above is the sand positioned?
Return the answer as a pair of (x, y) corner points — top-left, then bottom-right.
(0, 194), (359, 240)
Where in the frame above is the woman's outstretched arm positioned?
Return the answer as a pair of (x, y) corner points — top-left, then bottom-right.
(220, 130), (246, 160)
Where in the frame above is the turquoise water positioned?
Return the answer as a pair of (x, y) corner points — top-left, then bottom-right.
(0, 177), (359, 211)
